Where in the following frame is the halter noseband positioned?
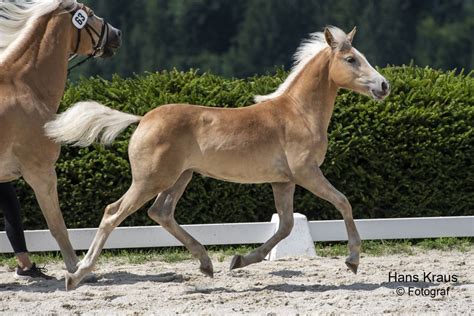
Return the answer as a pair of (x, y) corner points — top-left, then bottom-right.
(67, 4), (109, 74)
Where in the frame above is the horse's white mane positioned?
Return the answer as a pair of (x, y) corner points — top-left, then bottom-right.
(0, 0), (69, 63)
(254, 26), (347, 103)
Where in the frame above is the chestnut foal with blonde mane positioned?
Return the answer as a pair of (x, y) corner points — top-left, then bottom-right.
(46, 26), (390, 290)
(0, 0), (121, 274)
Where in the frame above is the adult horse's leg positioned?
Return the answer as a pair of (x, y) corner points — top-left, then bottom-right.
(65, 181), (158, 290)
(22, 168), (79, 272)
(230, 182), (295, 270)
(147, 170), (213, 277)
(296, 166), (361, 274)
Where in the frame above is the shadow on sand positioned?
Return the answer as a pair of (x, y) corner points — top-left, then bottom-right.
(185, 268), (462, 295)
(185, 280), (456, 295)
(1, 268), (469, 295)
(0, 271), (184, 293)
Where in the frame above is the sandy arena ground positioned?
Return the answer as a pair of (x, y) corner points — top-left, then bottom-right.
(0, 249), (472, 315)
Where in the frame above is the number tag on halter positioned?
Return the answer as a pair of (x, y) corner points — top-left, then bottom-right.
(72, 9), (88, 29)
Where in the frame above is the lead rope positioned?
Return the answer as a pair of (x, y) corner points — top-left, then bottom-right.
(67, 55), (94, 75)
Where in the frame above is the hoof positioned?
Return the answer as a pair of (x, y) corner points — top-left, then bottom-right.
(345, 261), (358, 274)
(230, 255), (244, 270)
(199, 261), (214, 278)
(65, 272), (78, 291)
(199, 265), (214, 278)
(199, 256), (214, 278)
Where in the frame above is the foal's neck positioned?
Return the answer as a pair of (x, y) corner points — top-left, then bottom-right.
(286, 49), (338, 133)
(5, 10), (71, 113)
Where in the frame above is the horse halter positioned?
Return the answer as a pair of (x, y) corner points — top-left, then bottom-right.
(66, 3), (109, 73)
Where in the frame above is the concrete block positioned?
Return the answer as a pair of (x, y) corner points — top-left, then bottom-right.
(267, 213), (316, 260)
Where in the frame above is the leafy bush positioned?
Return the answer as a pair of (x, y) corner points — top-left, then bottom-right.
(7, 66), (473, 229)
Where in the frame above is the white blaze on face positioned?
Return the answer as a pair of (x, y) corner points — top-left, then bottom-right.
(354, 49), (390, 100)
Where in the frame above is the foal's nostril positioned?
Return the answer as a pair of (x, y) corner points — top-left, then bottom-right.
(381, 81), (388, 93)
(116, 30), (122, 38)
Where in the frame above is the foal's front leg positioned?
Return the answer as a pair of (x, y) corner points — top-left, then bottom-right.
(296, 166), (361, 273)
(230, 182), (295, 270)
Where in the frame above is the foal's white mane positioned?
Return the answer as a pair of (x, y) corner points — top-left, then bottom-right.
(0, 0), (69, 64)
(255, 26), (347, 103)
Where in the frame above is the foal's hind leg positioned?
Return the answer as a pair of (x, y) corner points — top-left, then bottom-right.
(296, 166), (361, 274)
(65, 182), (158, 290)
(147, 170), (213, 277)
(230, 182), (295, 270)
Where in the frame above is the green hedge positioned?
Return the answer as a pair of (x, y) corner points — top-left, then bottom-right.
(6, 66), (473, 230)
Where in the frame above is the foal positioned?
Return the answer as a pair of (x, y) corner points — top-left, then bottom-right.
(46, 26), (390, 290)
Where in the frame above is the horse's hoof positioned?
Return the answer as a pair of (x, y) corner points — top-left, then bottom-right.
(230, 255), (244, 270)
(65, 272), (78, 291)
(345, 261), (358, 274)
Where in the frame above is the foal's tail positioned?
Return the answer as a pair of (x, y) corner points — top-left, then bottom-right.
(44, 101), (142, 147)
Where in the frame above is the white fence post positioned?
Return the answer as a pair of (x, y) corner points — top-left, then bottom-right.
(267, 213), (317, 260)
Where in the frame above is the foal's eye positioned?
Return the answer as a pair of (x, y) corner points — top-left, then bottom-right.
(345, 56), (356, 64)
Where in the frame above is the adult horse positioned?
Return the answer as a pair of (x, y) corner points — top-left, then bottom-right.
(46, 26), (390, 290)
(0, 0), (121, 274)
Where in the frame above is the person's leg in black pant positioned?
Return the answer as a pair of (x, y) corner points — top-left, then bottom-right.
(0, 182), (52, 279)
(0, 182), (31, 265)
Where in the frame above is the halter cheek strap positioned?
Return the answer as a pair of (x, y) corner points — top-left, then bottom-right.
(67, 6), (109, 74)
(85, 20), (109, 56)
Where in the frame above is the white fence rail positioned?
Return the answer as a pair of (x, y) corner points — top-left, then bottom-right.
(0, 216), (473, 253)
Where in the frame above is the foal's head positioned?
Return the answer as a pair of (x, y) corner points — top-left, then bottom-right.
(325, 27), (390, 101)
(62, 0), (121, 58)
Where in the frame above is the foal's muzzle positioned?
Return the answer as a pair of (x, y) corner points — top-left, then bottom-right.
(370, 78), (390, 101)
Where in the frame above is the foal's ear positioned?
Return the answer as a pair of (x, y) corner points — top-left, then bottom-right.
(324, 28), (338, 49)
(347, 26), (357, 44)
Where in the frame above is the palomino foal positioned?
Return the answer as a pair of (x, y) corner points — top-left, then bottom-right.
(46, 26), (390, 290)
(0, 0), (121, 273)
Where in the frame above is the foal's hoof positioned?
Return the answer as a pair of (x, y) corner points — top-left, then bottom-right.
(230, 255), (244, 270)
(345, 260), (358, 274)
(65, 272), (79, 291)
(199, 261), (214, 278)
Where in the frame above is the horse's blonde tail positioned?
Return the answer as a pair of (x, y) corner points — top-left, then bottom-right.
(44, 101), (142, 147)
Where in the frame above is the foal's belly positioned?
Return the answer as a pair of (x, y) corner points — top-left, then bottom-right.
(195, 169), (290, 184)
(191, 153), (291, 184)
(195, 168), (290, 184)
